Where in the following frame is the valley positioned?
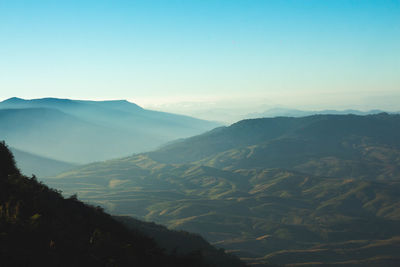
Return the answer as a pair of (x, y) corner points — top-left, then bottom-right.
(43, 114), (400, 266)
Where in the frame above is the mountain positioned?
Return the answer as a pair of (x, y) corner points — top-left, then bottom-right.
(245, 107), (391, 119)
(0, 142), (244, 266)
(47, 113), (400, 266)
(10, 147), (77, 177)
(0, 97), (220, 164)
(0, 107), (132, 163)
(149, 113), (400, 169)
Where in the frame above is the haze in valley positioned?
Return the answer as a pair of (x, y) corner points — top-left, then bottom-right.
(1, 1), (399, 266)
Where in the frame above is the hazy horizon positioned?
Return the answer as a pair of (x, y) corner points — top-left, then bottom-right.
(1, 94), (398, 123)
(1, 2), (400, 265)
(1, 0), (399, 120)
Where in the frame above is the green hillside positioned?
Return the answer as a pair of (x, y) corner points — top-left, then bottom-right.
(47, 114), (400, 266)
(0, 142), (244, 266)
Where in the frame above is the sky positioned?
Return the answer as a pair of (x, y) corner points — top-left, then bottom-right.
(0, 0), (399, 119)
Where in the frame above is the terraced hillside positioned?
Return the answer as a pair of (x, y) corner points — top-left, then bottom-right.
(46, 114), (400, 266)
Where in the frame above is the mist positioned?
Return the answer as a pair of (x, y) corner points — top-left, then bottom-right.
(141, 90), (400, 123)
(0, 97), (220, 165)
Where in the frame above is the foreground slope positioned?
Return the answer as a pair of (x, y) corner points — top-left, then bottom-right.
(0, 142), (244, 267)
(48, 114), (400, 266)
(0, 97), (220, 163)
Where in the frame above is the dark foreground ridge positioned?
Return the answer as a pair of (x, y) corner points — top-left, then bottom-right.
(0, 141), (245, 267)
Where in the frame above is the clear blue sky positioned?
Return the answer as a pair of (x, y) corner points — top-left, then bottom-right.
(0, 0), (399, 112)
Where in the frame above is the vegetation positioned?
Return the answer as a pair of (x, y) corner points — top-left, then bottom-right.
(115, 216), (246, 267)
(48, 114), (400, 266)
(0, 141), (244, 266)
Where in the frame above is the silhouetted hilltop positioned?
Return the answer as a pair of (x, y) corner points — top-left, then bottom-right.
(0, 142), (244, 266)
(0, 141), (19, 177)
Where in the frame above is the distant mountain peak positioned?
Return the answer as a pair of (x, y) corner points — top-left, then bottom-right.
(3, 97), (24, 103)
(2, 97), (76, 105)
(104, 99), (129, 103)
(2, 97), (144, 109)
(90, 99), (144, 109)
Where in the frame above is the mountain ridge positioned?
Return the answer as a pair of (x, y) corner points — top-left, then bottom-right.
(0, 97), (221, 169)
(245, 107), (398, 120)
(47, 113), (400, 266)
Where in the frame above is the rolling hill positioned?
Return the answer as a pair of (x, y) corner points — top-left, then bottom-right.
(0, 142), (244, 266)
(45, 114), (400, 266)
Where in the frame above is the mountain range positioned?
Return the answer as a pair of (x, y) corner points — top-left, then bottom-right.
(245, 107), (397, 120)
(45, 113), (400, 266)
(0, 97), (220, 169)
